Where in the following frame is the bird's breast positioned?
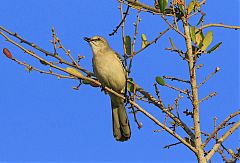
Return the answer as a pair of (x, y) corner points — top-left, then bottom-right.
(93, 53), (126, 92)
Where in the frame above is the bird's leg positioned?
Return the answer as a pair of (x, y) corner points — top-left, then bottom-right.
(124, 79), (130, 104)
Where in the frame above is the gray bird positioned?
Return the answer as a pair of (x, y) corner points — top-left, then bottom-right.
(84, 36), (131, 141)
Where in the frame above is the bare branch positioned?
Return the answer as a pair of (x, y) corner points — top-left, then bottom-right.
(161, 14), (186, 38)
(165, 83), (192, 97)
(132, 101), (197, 154)
(51, 27), (78, 66)
(206, 121), (240, 161)
(198, 23), (240, 31)
(124, 0), (161, 14)
(202, 110), (240, 148)
(135, 85), (195, 140)
(164, 141), (182, 149)
(0, 26), (93, 76)
(109, 4), (130, 36)
(163, 75), (190, 84)
(12, 58), (74, 79)
(128, 27), (171, 58)
(198, 67), (220, 88)
(199, 92), (217, 103)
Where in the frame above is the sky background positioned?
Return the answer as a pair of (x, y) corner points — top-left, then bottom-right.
(0, 0), (239, 162)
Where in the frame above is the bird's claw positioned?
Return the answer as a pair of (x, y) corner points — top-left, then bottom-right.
(124, 95), (130, 104)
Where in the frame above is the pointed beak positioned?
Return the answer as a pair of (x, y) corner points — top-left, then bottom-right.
(83, 37), (91, 42)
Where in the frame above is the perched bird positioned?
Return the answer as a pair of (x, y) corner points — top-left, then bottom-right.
(84, 36), (131, 141)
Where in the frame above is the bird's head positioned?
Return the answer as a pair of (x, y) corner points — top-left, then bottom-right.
(84, 36), (109, 53)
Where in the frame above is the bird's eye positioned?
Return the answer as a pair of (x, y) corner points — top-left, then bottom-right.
(96, 38), (101, 41)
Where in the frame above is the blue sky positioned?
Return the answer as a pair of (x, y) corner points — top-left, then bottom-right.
(0, 0), (239, 162)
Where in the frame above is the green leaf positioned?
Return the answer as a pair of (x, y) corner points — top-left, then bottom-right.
(196, 15), (204, 26)
(127, 78), (140, 93)
(127, 82), (134, 93)
(207, 42), (222, 54)
(156, 76), (166, 86)
(187, 1), (195, 14)
(169, 37), (177, 49)
(200, 31), (213, 51)
(124, 36), (131, 55)
(190, 26), (196, 44)
(141, 34), (149, 49)
(178, 4), (185, 15)
(158, 0), (168, 13)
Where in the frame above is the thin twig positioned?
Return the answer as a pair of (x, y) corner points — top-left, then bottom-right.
(0, 26), (93, 76)
(51, 27), (79, 66)
(165, 83), (192, 97)
(199, 92), (217, 103)
(129, 104), (142, 129)
(164, 141), (182, 149)
(165, 47), (189, 61)
(163, 75), (190, 83)
(198, 23), (240, 31)
(109, 5), (130, 36)
(206, 121), (240, 161)
(161, 14), (186, 38)
(128, 9), (141, 73)
(124, 0), (161, 14)
(198, 67), (220, 88)
(128, 27), (171, 58)
(202, 110), (240, 148)
(12, 58), (74, 79)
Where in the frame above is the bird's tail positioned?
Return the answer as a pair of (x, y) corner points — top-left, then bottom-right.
(111, 96), (131, 141)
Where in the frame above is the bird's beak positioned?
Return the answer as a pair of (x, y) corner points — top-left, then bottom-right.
(83, 37), (91, 42)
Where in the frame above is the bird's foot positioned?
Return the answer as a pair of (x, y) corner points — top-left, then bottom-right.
(124, 95), (131, 104)
(100, 86), (108, 94)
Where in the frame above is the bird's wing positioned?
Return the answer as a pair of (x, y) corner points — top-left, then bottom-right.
(115, 52), (127, 76)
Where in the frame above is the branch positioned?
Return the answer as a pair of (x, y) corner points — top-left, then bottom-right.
(165, 47), (188, 61)
(132, 100), (197, 154)
(205, 121), (240, 161)
(163, 75), (190, 84)
(109, 5), (130, 36)
(182, 16), (206, 162)
(124, 0), (161, 14)
(202, 110), (240, 148)
(198, 23), (240, 31)
(128, 27), (171, 58)
(12, 58), (74, 79)
(51, 27), (78, 66)
(161, 14), (186, 38)
(128, 9), (141, 73)
(198, 67), (220, 88)
(164, 141), (182, 149)
(1, 27), (196, 153)
(135, 85), (195, 140)
(165, 83), (192, 97)
(199, 0), (207, 6)
(0, 26), (93, 76)
(0, 31), (95, 84)
(198, 92), (217, 103)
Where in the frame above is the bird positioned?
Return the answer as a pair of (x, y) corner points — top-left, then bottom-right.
(84, 36), (131, 141)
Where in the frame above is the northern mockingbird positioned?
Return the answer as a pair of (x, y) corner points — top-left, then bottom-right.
(84, 36), (131, 141)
